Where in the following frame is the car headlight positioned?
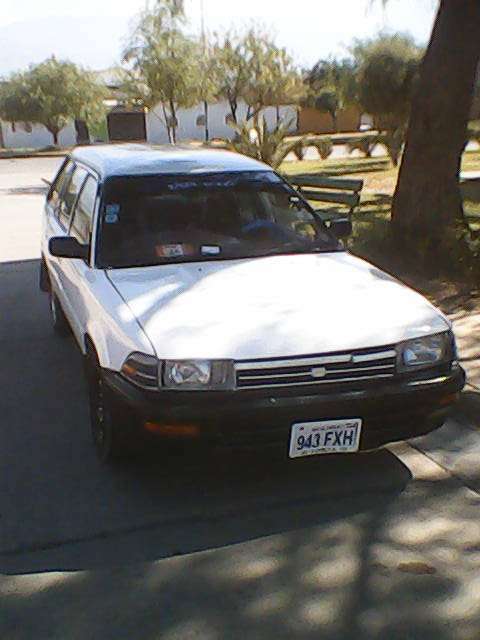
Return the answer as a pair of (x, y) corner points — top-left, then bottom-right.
(163, 360), (234, 390)
(397, 332), (454, 372)
(121, 352), (160, 389)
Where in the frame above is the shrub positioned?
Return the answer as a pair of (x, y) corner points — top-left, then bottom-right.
(347, 135), (377, 158)
(310, 137), (333, 160)
(229, 117), (307, 169)
(291, 139), (306, 161)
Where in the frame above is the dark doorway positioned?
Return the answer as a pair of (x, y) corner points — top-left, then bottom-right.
(107, 109), (147, 142)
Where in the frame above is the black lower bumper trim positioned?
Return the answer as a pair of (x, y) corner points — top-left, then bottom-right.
(102, 365), (465, 452)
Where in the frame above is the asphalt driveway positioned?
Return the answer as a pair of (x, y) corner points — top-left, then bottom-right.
(1, 158), (480, 640)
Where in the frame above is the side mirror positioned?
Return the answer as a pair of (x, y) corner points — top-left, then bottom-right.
(329, 217), (352, 239)
(49, 236), (89, 260)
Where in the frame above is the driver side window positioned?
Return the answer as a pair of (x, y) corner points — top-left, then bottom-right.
(48, 159), (74, 212)
(58, 166), (88, 229)
(70, 175), (98, 246)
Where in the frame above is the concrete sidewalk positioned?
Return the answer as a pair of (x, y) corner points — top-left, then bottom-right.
(450, 309), (480, 410)
(451, 307), (480, 394)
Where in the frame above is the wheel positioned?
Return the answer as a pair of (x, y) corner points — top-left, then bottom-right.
(49, 291), (69, 336)
(86, 356), (135, 463)
(39, 258), (50, 292)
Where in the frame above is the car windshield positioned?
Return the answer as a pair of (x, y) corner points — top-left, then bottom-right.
(97, 171), (341, 268)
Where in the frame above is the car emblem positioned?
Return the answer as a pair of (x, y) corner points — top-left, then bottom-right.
(311, 367), (327, 378)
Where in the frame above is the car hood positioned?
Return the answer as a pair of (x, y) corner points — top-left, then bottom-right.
(107, 253), (450, 360)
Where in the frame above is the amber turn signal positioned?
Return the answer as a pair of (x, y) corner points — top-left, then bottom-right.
(438, 392), (460, 406)
(144, 422), (200, 437)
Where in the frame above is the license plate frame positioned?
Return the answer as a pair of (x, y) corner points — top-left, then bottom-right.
(289, 418), (362, 458)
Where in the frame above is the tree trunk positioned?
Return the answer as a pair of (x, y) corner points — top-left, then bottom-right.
(169, 100), (177, 144)
(230, 100), (237, 124)
(48, 128), (59, 145)
(204, 100), (209, 142)
(392, 0), (480, 244)
(247, 105), (263, 123)
(331, 111), (338, 133)
(161, 104), (173, 144)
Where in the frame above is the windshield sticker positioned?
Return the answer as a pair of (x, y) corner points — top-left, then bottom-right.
(104, 204), (120, 224)
(166, 181), (199, 191)
(155, 244), (194, 258)
(201, 245), (221, 255)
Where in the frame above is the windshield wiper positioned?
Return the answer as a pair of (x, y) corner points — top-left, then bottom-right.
(246, 243), (338, 258)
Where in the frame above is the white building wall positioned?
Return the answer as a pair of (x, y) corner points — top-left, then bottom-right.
(0, 121), (77, 149)
(145, 100), (297, 144)
(0, 102), (297, 148)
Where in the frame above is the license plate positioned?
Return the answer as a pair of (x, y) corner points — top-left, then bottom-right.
(289, 419), (362, 458)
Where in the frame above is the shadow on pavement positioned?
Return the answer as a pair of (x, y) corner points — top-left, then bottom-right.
(2, 259), (480, 639)
(1, 258), (411, 570)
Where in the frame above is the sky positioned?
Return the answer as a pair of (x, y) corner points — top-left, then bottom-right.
(0, 0), (438, 77)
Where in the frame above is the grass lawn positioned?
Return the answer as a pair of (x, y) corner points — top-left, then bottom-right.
(281, 149), (480, 222)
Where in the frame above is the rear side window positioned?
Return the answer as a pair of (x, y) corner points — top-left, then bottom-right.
(58, 166), (88, 229)
(47, 159), (74, 209)
(70, 175), (98, 245)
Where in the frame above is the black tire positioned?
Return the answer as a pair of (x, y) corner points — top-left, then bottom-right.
(49, 291), (70, 336)
(39, 258), (50, 292)
(86, 355), (135, 464)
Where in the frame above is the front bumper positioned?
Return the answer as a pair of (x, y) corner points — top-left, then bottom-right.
(102, 364), (466, 453)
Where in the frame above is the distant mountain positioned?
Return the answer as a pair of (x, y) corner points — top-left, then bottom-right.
(0, 15), (132, 76)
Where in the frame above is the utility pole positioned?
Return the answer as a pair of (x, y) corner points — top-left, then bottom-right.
(200, 0), (205, 45)
(200, 0), (210, 142)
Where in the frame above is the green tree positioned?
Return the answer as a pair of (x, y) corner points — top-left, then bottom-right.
(305, 58), (358, 131)
(197, 43), (221, 142)
(212, 31), (251, 124)
(314, 89), (340, 131)
(0, 58), (106, 145)
(353, 34), (422, 165)
(260, 44), (304, 124)
(123, 0), (202, 143)
(0, 75), (39, 131)
(214, 27), (303, 128)
(240, 28), (303, 125)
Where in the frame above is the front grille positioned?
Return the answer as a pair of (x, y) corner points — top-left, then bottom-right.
(235, 346), (397, 391)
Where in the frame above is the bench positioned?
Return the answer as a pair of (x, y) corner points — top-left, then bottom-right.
(287, 174), (364, 224)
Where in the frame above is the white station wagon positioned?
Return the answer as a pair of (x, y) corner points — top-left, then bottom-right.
(40, 144), (465, 462)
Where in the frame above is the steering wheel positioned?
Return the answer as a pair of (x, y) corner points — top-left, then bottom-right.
(241, 219), (290, 240)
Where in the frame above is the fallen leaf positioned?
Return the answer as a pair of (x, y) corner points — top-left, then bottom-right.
(397, 562), (437, 575)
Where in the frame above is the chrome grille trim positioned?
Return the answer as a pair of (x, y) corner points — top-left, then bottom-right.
(234, 354), (353, 371)
(352, 350), (397, 363)
(234, 347), (397, 390)
(239, 373), (394, 391)
(240, 364), (394, 381)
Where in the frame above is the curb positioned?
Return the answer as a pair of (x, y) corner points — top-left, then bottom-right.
(0, 152), (66, 160)
(457, 386), (480, 430)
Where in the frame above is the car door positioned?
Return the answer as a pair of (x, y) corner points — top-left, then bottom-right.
(48, 164), (89, 334)
(43, 159), (74, 260)
(44, 159), (76, 295)
(62, 172), (100, 342)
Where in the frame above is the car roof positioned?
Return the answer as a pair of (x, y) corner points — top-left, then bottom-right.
(70, 144), (272, 180)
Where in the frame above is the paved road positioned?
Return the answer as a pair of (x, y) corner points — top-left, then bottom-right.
(1, 159), (480, 640)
